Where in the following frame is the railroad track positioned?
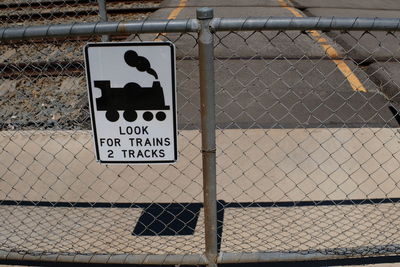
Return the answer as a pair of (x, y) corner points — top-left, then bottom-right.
(0, 61), (84, 79)
(1, 34), (133, 45)
(1, 7), (159, 24)
(0, 0), (160, 9)
(0, 0), (160, 130)
(0, 0), (159, 73)
(0, 0), (160, 27)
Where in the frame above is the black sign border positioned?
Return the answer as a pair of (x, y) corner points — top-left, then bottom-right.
(84, 42), (178, 164)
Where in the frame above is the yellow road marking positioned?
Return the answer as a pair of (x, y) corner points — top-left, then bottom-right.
(278, 0), (367, 92)
(278, 0), (303, 17)
(155, 0), (187, 41)
(167, 0), (187, 19)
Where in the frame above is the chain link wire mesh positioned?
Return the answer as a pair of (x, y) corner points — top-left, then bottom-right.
(0, 29), (207, 264)
(2, 14), (400, 265)
(0, 0), (159, 28)
(214, 28), (400, 260)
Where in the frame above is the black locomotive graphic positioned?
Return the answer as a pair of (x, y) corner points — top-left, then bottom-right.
(94, 50), (169, 122)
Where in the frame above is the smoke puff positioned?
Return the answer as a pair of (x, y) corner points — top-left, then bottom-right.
(124, 50), (158, 79)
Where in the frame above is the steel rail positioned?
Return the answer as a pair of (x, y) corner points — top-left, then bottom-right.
(0, 7), (158, 24)
(0, 0), (160, 9)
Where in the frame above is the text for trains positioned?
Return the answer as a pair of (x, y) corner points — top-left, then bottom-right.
(99, 126), (170, 159)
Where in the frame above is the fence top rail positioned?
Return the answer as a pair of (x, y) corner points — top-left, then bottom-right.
(0, 19), (200, 40)
(1, 16), (400, 40)
(212, 16), (400, 32)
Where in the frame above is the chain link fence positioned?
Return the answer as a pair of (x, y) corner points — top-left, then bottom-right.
(1, 0), (104, 28)
(0, 0), (158, 28)
(0, 26), (205, 264)
(1, 12), (400, 265)
(213, 19), (400, 263)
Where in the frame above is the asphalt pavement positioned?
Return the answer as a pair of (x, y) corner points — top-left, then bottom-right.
(149, 0), (399, 129)
(291, 0), (400, 10)
(301, 7), (400, 103)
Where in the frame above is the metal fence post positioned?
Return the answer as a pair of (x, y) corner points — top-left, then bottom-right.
(97, 0), (110, 42)
(197, 7), (218, 267)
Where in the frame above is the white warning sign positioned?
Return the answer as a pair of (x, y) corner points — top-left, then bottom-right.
(84, 42), (177, 164)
